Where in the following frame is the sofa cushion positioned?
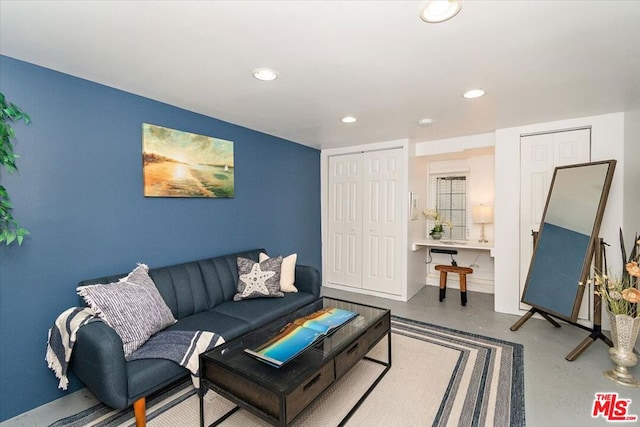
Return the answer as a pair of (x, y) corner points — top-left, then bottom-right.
(148, 261), (208, 319)
(214, 292), (318, 329)
(233, 256), (284, 301)
(260, 252), (298, 292)
(166, 310), (252, 340)
(198, 249), (263, 308)
(77, 264), (176, 358)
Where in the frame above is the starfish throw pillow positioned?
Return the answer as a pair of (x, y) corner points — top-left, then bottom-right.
(234, 256), (284, 301)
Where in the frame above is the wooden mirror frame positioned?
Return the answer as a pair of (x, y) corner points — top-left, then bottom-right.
(520, 159), (616, 322)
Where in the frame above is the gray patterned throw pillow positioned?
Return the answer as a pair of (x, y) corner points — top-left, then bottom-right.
(234, 256), (284, 301)
(77, 264), (176, 358)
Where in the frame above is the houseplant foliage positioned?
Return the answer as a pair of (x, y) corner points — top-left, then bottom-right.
(0, 92), (30, 245)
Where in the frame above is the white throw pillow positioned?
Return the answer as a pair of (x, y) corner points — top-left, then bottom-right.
(260, 252), (298, 292)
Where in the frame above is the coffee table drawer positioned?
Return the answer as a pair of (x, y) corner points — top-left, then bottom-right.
(285, 362), (335, 423)
(335, 334), (369, 378)
(203, 363), (280, 418)
(365, 314), (390, 348)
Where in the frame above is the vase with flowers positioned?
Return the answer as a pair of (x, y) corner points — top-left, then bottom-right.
(423, 209), (443, 239)
(593, 229), (640, 387)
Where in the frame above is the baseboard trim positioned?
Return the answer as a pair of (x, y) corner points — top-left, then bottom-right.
(323, 282), (406, 301)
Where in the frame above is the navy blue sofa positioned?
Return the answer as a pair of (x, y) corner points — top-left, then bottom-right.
(70, 248), (321, 425)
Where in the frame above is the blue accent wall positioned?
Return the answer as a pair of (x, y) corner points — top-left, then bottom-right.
(0, 55), (321, 421)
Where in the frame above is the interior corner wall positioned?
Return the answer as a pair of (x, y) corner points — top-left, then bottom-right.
(623, 108), (640, 238)
(494, 112), (625, 317)
(0, 55), (321, 421)
(407, 145), (429, 300)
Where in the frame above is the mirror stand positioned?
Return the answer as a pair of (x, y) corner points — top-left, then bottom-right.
(510, 307), (561, 331)
(565, 237), (613, 361)
(511, 237), (613, 361)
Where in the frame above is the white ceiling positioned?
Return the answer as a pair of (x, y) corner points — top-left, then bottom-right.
(1, 1), (639, 150)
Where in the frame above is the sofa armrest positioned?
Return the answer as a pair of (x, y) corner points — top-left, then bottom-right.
(70, 321), (130, 409)
(294, 265), (321, 298)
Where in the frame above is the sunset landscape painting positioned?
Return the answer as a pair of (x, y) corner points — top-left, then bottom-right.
(142, 123), (234, 198)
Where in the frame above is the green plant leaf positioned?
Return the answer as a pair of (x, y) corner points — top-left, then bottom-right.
(16, 228), (29, 245)
(0, 91), (30, 245)
(9, 232), (18, 245)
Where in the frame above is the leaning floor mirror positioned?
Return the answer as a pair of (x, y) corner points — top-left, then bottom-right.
(520, 159), (616, 322)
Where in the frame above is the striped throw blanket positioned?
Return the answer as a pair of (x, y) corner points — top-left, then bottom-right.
(128, 330), (224, 388)
(46, 308), (224, 390)
(46, 307), (99, 390)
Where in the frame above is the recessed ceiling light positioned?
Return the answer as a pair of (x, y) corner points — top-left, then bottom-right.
(418, 118), (433, 126)
(252, 68), (278, 81)
(341, 116), (357, 124)
(463, 89), (485, 99)
(420, 0), (462, 23)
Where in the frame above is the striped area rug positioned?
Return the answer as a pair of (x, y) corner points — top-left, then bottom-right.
(50, 316), (525, 427)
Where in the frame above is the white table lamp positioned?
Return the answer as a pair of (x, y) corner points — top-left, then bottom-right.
(472, 205), (493, 243)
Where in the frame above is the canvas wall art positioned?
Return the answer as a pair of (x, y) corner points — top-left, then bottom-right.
(142, 123), (234, 198)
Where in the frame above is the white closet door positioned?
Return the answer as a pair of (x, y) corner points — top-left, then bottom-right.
(519, 128), (590, 313)
(327, 153), (363, 288)
(361, 148), (403, 295)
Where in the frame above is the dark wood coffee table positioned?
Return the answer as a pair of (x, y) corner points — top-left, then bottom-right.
(199, 297), (391, 426)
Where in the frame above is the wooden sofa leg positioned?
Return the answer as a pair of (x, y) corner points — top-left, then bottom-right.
(133, 397), (146, 427)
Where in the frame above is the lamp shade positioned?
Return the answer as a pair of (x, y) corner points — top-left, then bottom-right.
(472, 205), (493, 224)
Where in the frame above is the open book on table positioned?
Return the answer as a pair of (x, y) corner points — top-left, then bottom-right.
(244, 307), (358, 368)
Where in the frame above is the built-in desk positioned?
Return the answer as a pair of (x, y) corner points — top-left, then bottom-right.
(412, 240), (494, 257)
(413, 240), (496, 294)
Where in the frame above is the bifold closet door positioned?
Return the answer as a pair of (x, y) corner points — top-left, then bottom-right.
(361, 149), (403, 295)
(327, 153), (363, 288)
(519, 128), (590, 316)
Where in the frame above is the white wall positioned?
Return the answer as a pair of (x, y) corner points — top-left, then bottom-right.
(494, 112), (626, 322)
(407, 147), (430, 299)
(468, 155), (496, 241)
(416, 133), (494, 157)
(623, 108), (640, 242)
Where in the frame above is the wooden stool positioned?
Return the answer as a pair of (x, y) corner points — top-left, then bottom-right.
(435, 265), (474, 306)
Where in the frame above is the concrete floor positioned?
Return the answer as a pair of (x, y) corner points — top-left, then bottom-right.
(3, 285), (639, 426)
